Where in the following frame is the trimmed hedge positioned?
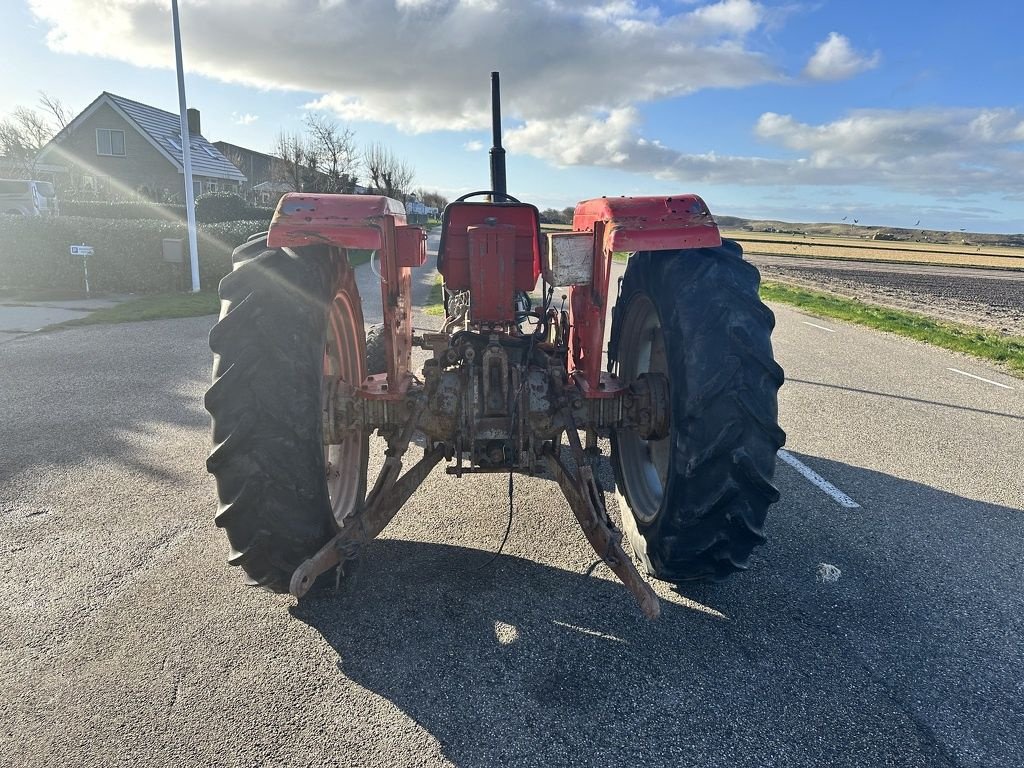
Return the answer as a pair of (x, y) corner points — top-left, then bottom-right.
(59, 201), (188, 221)
(57, 197), (275, 226)
(195, 192), (275, 224)
(0, 216), (268, 294)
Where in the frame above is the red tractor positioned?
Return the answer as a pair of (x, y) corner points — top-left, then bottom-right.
(206, 74), (785, 618)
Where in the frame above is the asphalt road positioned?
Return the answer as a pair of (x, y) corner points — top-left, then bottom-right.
(1, 248), (1022, 768)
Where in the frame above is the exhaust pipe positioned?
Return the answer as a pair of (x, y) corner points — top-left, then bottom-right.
(489, 71), (507, 200)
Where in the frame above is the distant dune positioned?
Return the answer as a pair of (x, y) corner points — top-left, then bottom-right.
(715, 216), (1024, 248)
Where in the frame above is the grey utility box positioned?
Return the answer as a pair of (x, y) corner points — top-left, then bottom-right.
(162, 238), (184, 264)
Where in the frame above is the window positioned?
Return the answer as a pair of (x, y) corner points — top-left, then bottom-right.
(96, 129), (126, 156)
(167, 135), (182, 152)
(206, 181), (218, 193)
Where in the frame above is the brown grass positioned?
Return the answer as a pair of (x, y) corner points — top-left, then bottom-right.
(723, 231), (1024, 270)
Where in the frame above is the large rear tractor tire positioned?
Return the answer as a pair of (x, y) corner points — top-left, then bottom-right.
(610, 242), (786, 582)
(205, 237), (369, 592)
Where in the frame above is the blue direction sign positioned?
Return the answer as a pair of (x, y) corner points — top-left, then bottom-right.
(70, 245), (94, 257)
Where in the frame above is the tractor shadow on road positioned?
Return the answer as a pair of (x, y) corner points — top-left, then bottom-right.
(292, 457), (1023, 767)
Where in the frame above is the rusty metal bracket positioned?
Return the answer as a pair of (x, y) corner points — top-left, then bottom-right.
(290, 445), (446, 598)
(292, 397), (430, 599)
(544, 445), (660, 620)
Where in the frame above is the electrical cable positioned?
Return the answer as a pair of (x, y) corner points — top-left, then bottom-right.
(467, 472), (514, 572)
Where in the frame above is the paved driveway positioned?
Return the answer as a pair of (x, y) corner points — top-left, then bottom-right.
(0, 296), (131, 341)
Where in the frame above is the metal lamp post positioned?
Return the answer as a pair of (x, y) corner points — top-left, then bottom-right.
(171, 0), (201, 292)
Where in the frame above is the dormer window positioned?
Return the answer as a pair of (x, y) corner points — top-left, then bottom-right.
(96, 129), (126, 156)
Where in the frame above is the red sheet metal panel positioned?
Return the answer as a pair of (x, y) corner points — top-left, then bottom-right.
(468, 225), (517, 323)
(267, 193), (407, 249)
(395, 225), (427, 267)
(438, 202), (541, 293)
(572, 195), (721, 252)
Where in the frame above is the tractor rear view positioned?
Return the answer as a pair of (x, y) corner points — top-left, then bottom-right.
(206, 73), (785, 618)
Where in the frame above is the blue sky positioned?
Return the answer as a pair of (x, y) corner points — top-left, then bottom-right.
(2, 0), (1023, 232)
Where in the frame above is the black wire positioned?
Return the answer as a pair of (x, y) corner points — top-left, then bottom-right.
(468, 472), (514, 571)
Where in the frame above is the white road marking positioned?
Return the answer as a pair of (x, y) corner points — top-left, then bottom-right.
(946, 367), (1014, 390)
(802, 321), (836, 333)
(552, 621), (627, 643)
(777, 449), (861, 508)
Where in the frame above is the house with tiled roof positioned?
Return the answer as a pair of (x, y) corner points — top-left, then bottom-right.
(35, 92), (246, 201)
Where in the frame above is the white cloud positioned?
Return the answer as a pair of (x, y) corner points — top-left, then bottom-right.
(507, 106), (1024, 195)
(28, 0), (779, 133)
(464, 140), (484, 151)
(804, 32), (880, 81)
(231, 112), (259, 126)
(690, 0), (762, 35)
(506, 108), (642, 166)
(26, 1), (1024, 202)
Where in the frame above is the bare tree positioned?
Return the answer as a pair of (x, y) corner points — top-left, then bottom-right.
(305, 114), (358, 193)
(0, 92), (73, 178)
(363, 142), (415, 200)
(271, 130), (309, 192)
(219, 146), (256, 202)
(39, 93), (73, 131)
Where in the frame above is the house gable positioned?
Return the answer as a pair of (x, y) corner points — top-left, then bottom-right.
(36, 100), (183, 198)
(36, 92), (246, 200)
(37, 93), (180, 172)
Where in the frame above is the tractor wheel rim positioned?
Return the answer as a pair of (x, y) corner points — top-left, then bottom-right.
(617, 293), (671, 524)
(324, 287), (365, 527)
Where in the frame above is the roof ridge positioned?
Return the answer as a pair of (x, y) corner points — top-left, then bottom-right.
(105, 92), (182, 124)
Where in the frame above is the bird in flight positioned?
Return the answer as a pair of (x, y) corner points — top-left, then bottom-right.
(914, 220), (920, 226)
(841, 216), (847, 221)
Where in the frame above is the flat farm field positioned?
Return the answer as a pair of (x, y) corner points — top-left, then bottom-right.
(723, 231), (1024, 270)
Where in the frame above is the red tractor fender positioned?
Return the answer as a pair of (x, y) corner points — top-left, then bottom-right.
(268, 193), (427, 390)
(572, 194), (721, 253)
(568, 195), (722, 396)
(268, 193), (406, 250)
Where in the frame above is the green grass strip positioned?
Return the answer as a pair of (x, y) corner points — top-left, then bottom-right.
(760, 280), (1024, 376)
(58, 291), (221, 327)
(423, 273), (445, 316)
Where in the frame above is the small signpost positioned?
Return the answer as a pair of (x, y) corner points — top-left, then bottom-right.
(70, 244), (95, 296)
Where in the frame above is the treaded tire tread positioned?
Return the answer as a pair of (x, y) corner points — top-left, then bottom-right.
(365, 323), (387, 376)
(205, 239), (337, 592)
(611, 241), (786, 581)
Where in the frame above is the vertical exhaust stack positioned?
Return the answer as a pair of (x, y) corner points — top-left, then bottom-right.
(489, 71), (507, 200)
